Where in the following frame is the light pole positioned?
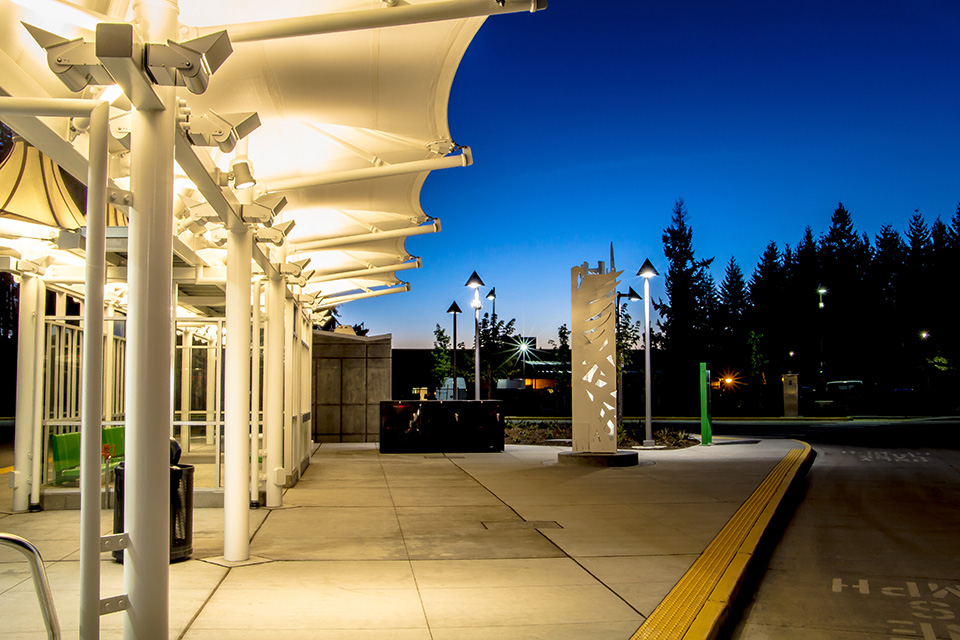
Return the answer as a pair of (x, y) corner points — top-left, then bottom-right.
(447, 302), (462, 399)
(486, 287), (496, 319)
(638, 258), (659, 447)
(817, 285), (827, 388)
(466, 271), (484, 400)
(615, 286), (641, 430)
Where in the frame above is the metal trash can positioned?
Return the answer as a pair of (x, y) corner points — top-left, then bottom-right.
(112, 439), (194, 563)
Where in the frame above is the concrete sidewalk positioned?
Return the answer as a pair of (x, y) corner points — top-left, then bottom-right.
(1, 439), (809, 639)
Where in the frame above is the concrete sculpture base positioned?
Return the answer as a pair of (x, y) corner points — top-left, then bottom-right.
(557, 450), (644, 467)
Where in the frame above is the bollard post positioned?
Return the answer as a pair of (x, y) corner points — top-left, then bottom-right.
(700, 362), (713, 445)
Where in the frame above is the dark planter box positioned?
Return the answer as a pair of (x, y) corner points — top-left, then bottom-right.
(379, 400), (505, 453)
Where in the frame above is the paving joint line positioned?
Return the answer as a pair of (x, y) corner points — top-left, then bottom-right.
(445, 455), (648, 619)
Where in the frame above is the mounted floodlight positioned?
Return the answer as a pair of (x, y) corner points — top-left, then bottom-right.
(239, 193), (287, 225)
(465, 271), (484, 288)
(254, 227), (286, 246)
(208, 228), (228, 247)
(145, 31), (232, 94)
(637, 258), (659, 279)
(231, 160), (255, 189)
(183, 111), (260, 152)
(23, 23), (113, 91)
(278, 257), (311, 278)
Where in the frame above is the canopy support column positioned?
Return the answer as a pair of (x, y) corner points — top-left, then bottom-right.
(224, 226), (252, 561)
(264, 273), (285, 508)
(13, 274), (41, 512)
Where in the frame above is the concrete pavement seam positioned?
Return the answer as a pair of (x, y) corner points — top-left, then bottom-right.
(629, 442), (814, 640)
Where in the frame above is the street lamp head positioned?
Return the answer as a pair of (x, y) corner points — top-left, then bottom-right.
(486, 287), (496, 301)
(465, 271), (484, 289)
(626, 286), (641, 301)
(920, 330), (930, 340)
(446, 301), (462, 315)
(817, 286), (827, 294)
(637, 258), (659, 279)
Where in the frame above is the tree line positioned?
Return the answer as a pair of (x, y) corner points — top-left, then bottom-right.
(652, 197), (960, 415)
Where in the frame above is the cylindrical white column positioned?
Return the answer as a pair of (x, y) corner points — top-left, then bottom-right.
(180, 328), (193, 452)
(124, 4), (178, 638)
(29, 279), (46, 509)
(13, 275), (39, 512)
(283, 297), (295, 480)
(250, 279), (262, 506)
(104, 305), (116, 421)
(79, 102), (109, 640)
(264, 274), (284, 507)
(224, 227), (252, 561)
(205, 330), (216, 445)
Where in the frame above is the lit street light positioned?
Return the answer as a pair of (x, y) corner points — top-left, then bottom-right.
(465, 271), (484, 400)
(446, 301), (462, 399)
(486, 287), (496, 319)
(615, 286), (641, 429)
(638, 258), (659, 447)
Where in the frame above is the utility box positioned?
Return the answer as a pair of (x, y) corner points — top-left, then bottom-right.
(782, 374), (799, 417)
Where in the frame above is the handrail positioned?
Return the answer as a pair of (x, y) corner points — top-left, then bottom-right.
(0, 533), (61, 640)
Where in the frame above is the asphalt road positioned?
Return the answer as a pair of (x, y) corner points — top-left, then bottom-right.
(728, 437), (960, 639)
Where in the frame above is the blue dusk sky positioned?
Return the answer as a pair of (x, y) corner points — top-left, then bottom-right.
(337, 0), (960, 348)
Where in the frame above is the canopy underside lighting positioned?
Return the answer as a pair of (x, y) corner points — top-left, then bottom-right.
(0, 0), (545, 316)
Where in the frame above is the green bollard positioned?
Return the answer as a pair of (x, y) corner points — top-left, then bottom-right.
(700, 362), (713, 445)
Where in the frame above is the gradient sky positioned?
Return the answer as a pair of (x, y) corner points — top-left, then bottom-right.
(337, 0), (960, 348)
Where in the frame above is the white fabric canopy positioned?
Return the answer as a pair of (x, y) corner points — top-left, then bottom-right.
(0, 0), (543, 313)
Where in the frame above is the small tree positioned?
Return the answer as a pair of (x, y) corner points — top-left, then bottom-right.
(431, 324), (451, 390)
(616, 303), (643, 374)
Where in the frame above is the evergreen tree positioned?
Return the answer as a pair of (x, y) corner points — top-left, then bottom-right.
(747, 241), (786, 401)
(817, 202), (870, 380)
(716, 257), (749, 372)
(654, 198), (714, 409)
(784, 227), (821, 384)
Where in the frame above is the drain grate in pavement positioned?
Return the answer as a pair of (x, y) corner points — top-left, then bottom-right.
(482, 520), (562, 530)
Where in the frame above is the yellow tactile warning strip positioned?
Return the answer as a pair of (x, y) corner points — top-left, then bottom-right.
(631, 441), (814, 640)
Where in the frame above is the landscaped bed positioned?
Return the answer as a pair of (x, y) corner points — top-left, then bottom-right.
(504, 420), (699, 449)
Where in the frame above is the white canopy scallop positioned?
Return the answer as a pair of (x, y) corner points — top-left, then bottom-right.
(0, 0), (545, 315)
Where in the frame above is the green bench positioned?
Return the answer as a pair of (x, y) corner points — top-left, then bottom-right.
(50, 426), (125, 486)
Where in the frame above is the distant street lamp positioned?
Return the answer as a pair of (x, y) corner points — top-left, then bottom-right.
(615, 286), (642, 430)
(486, 287), (496, 319)
(638, 258), (659, 447)
(466, 271), (484, 400)
(446, 301), (462, 399)
(817, 285), (827, 387)
(519, 338), (529, 386)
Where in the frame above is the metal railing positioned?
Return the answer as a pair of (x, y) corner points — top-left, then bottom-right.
(0, 533), (61, 639)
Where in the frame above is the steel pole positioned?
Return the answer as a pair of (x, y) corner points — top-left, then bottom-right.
(474, 305), (480, 400)
(79, 101), (108, 640)
(643, 277), (654, 447)
(451, 313), (457, 398)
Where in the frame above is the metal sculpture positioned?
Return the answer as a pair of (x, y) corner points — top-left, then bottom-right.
(571, 258), (622, 453)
